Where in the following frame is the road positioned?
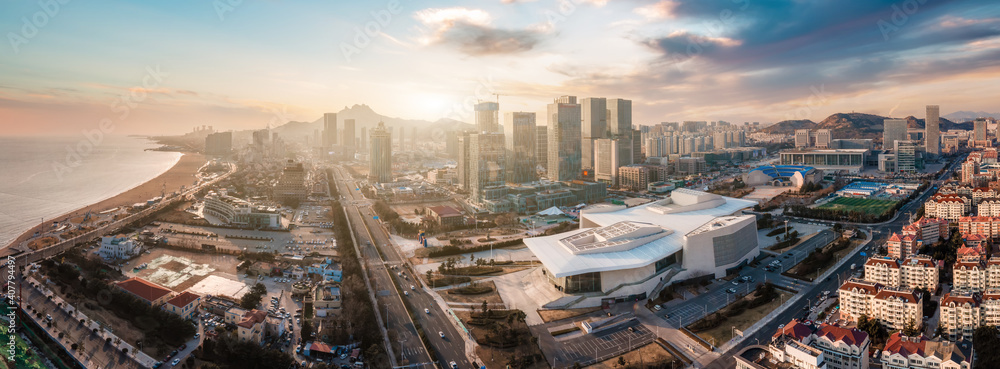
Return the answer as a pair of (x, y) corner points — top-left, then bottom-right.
(332, 166), (472, 369)
(701, 154), (965, 369)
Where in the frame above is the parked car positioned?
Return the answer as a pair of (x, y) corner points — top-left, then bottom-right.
(425, 308), (430, 314)
(726, 288), (737, 293)
(439, 331), (445, 338)
(171, 359), (180, 366)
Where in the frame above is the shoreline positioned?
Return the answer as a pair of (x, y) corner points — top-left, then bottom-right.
(3, 152), (206, 250)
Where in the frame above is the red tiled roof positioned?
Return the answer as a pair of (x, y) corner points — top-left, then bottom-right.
(237, 309), (267, 329)
(116, 277), (172, 303)
(773, 319), (813, 341)
(428, 206), (462, 218)
(814, 324), (868, 347)
(839, 280), (882, 294)
(874, 289), (920, 303)
(955, 259), (985, 270)
(884, 333), (928, 357)
(902, 256), (935, 268)
(309, 342), (333, 353)
(166, 291), (201, 308)
(942, 293), (981, 307)
(888, 233), (901, 242)
(865, 257), (900, 269)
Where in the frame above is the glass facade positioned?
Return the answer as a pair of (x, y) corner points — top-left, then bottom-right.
(712, 222), (758, 267)
(781, 152), (864, 166)
(565, 272), (602, 293)
(655, 253), (679, 273)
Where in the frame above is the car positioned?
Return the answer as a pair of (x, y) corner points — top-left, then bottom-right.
(296, 346), (302, 353)
(180, 344), (187, 350)
(153, 362), (163, 369)
(45, 314), (52, 321)
(171, 359), (180, 366)
(740, 276), (750, 282)
(778, 324), (785, 329)
(404, 291), (409, 296)
(171, 350), (178, 357)
(726, 288), (737, 293)
(653, 304), (662, 311)
(439, 331), (445, 338)
(194, 333), (200, 339)
(410, 285), (416, 291)
(425, 308), (430, 314)
(450, 361), (458, 369)
(731, 280), (739, 285)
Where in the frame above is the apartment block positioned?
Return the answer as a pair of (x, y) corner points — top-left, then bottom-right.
(772, 319), (870, 369)
(886, 233), (922, 260)
(839, 280), (922, 330)
(880, 333), (972, 369)
(939, 293), (982, 341)
(953, 258), (987, 294)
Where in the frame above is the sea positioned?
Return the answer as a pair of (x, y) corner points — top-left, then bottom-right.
(0, 135), (182, 247)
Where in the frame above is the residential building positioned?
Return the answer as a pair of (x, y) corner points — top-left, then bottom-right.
(912, 217), (949, 243)
(886, 233), (922, 260)
(504, 112), (537, 183)
(469, 132), (507, 206)
(772, 319), (869, 369)
(864, 257), (901, 287)
(581, 97), (608, 171)
(939, 292), (982, 341)
(924, 194), (970, 221)
(99, 234), (140, 261)
(982, 290), (1000, 327)
(675, 157), (707, 175)
(116, 277), (173, 306)
(323, 113), (337, 148)
(235, 308), (268, 344)
(313, 282), (341, 317)
(547, 96), (582, 181)
(457, 131), (471, 190)
(900, 255), (939, 292)
(958, 215), (1000, 239)
(880, 333), (972, 369)
(618, 165), (652, 192)
(974, 118), (987, 141)
(594, 138), (630, 186)
(735, 345), (827, 369)
(275, 160), (307, 204)
(307, 257), (342, 282)
(163, 291), (201, 320)
(342, 119), (356, 150)
(369, 121), (392, 183)
(978, 198), (1000, 216)
(953, 258), (987, 294)
(838, 280), (922, 330)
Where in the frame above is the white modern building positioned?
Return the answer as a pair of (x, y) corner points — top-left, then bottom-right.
(99, 234), (141, 261)
(524, 189), (758, 307)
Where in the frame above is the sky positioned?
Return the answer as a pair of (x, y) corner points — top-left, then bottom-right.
(2, 0), (1000, 135)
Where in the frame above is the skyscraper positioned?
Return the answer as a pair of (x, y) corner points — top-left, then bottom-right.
(504, 112), (536, 183)
(323, 113), (337, 148)
(547, 97), (582, 181)
(974, 118), (988, 141)
(343, 119), (356, 150)
(475, 101), (500, 133)
(581, 98), (607, 170)
(205, 131), (232, 157)
(536, 126), (548, 172)
(594, 138), (629, 187)
(469, 133), (506, 204)
(925, 105), (940, 155)
(883, 119), (908, 149)
(457, 132), (471, 190)
(607, 98), (632, 137)
(360, 127), (367, 150)
(369, 121), (392, 183)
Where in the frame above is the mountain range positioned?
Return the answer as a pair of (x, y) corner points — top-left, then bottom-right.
(942, 110), (1000, 122)
(269, 104), (474, 143)
(762, 112), (973, 139)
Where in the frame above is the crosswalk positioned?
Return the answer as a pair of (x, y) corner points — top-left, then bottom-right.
(400, 346), (425, 357)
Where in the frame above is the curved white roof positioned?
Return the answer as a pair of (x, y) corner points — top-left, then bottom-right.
(524, 191), (756, 278)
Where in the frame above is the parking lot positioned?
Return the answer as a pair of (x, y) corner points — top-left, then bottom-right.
(550, 321), (656, 366)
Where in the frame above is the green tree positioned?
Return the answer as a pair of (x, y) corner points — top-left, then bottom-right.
(974, 326), (1000, 369)
(902, 319), (920, 336)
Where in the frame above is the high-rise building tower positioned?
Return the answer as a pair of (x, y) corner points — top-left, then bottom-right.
(581, 98), (607, 170)
(883, 119), (908, 149)
(475, 101), (500, 133)
(607, 98), (632, 137)
(504, 112), (537, 183)
(926, 105), (940, 155)
(323, 113), (337, 148)
(469, 133), (506, 204)
(536, 126), (548, 172)
(343, 119), (356, 151)
(594, 138), (629, 187)
(547, 97), (582, 181)
(457, 132), (471, 190)
(795, 129), (811, 147)
(974, 118), (988, 141)
(815, 129), (832, 148)
(359, 127), (367, 150)
(369, 121), (392, 183)
(399, 126), (405, 151)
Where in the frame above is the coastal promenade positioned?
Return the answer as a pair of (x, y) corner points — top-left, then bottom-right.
(8, 161), (235, 270)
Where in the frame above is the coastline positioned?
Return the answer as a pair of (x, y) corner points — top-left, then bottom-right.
(3, 152), (206, 250)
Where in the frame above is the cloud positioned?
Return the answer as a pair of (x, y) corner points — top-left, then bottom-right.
(634, 0), (679, 20)
(413, 7), (551, 55)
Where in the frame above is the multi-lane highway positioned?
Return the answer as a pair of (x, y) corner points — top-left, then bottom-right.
(331, 166), (472, 369)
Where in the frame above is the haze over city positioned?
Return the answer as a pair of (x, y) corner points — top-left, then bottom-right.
(6, 2), (1000, 369)
(3, 0), (1000, 135)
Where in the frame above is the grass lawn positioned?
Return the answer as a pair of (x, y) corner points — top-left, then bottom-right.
(817, 197), (898, 216)
(693, 291), (793, 347)
(0, 324), (49, 369)
(442, 281), (505, 305)
(589, 343), (676, 369)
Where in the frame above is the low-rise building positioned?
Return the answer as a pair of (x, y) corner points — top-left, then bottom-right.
(979, 198), (1000, 217)
(912, 217), (949, 243)
(163, 291), (202, 320)
(99, 234), (141, 261)
(313, 283), (341, 317)
(307, 257), (342, 282)
(233, 308), (268, 344)
(924, 194), (970, 221)
(115, 277), (173, 306)
(886, 233), (922, 260)
(880, 333), (972, 369)
(771, 319), (870, 369)
(864, 257), (900, 287)
(958, 215), (1000, 239)
(426, 205), (464, 226)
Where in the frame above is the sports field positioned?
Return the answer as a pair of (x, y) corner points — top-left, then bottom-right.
(816, 197), (898, 216)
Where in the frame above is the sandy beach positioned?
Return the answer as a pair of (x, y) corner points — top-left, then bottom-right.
(4, 152), (206, 250)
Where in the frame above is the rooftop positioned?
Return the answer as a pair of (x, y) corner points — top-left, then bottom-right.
(116, 277), (172, 303)
(165, 291), (201, 308)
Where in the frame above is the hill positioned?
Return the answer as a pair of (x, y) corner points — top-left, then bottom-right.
(764, 112), (970, 140)
(943, 110), (1000, 122)
(267, 104), (474, 143)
